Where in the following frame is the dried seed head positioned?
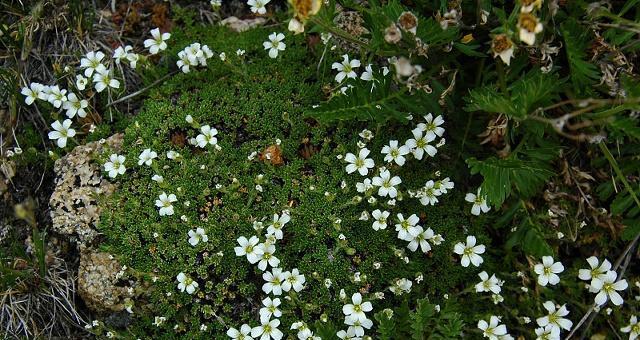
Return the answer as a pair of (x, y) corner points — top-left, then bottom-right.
(384, 24), (402, 44)
(398, 11), (418, 34)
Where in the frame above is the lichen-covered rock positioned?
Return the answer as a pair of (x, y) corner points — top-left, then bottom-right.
(49, 134), (123, 245)
(78, 249), (129, 312)
(220, 16), (266, 32)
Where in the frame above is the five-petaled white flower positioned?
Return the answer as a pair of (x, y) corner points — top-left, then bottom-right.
(48, 119), (76, 148)
(533, 256), (564, 286)
(76, 75), (88, 91)
(176, 272), (198, 294)
(332, 54), (361, 83)
(282, 268), (306, 292)
(248, 0), (271, 14)
(263, 32), (286, 58)
(188, 227), (208, 246)
(465, 188), (490, 215)
(534, 324), (560, 340)
(372, 169), (402, 198)
(144, 28), (171, 54)
(251, 318), (283, 340)
(475, 271), (501, 294)
(259, 297), (281, 323)
(80, 51), (106, 77)
(591, 270), (628, 306)
(227, 324), (254, 340)
(47, 86), (67, 108)
(235, 236), (262, 264)
(262, 267), (285, 295)
(371, 209), (390, 230)
(104, 154), (126, 178)
(21, 83), (43, 105)
(407, 226), (434, 253)
(267, 212), (290, 240)
(453, 235), (485, 267)
(420, 113), (445, 139)
(155, 192), (177, 216)
(477, 315), (508, 340)
(405, 128), (437, 160)
(138, 148), (158, 166)
(63, 93), (88, 118)
(343, 293), (373, 323)
(381, 140), (410, 166)
(93, 68), (120, 92)
(113, 45), (133, 64)
(345, 148), (375, 176)
(578, 256), (611, 289)
(196, 125), (218, 148)
(395, 213), (419, 241)
(620, 315), (639, 340)
(257, 243), (280, 271)
(536, 301), (572, 333)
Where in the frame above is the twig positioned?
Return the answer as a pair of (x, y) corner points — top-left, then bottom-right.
(105, 71), (177, 108)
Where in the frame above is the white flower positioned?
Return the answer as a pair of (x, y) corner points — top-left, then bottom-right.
(188, 227), (208, 246)
(138, 148), (158, 166)
(260, 297), (281, 323)
(21, 82), (43, 105)
(477, 316), (508, 340)
(257, 243), (280, 271)
(76, 75), (88, 91)
(355, 179), (373, 193)
(227, 324), (253, 340)
(93, 68), (120, 92)
(263, 32), (286, 58)
(420, 113), (445, 139)
(395, 213), (419, 241)
(196, 125), (218, 147)
(417, 180), (440, 206)
(251, 318), (283, 340)
(248, 0), (270, 14)
(144, 28), (171, 54)
(407, 226), (434, 253)
(535, 324), (560, 340)
(389, 277), (413, 295)
(620, 315), (639, 340)
(152, 174), (164, 183)
(533, 256), (564, 286)
(80, 51), (106, 77)
(371, 209), (390, 230)
(127, 53), (140, 69)
(336, 328), (360, 340)
(591, 271), (628, 306)
(104, 154), (126, 178)
(578, 256), (611, 289)
(332, 54), (361, 83)
(453, 235), (485, 267)
(47, 86), (67, 108)
(267, 212), (290, 240)
(297, 328), (321, 340)
(345, 316), (372, 337)
(372, 170), (402, 198)
(48, 119), (76, 148)
(345, 148), (375, 176)
(283, 268), (306, 292)
(176, 272), (198, 294)
(465, 188), (490, 215)
(436, 177), (455, 194)
(381, 140), (410, 166)
(342, 293), (373, 323)
(518, 13), (543, 46)
(63, 93), (88, 118)
(113, 45), (133, 64)
(155, 192), (177, 216)
(405, 128), (437, 160)
(536, 301), (572, 332)
(262, 267), (285, 295)
(360, 64), (374, 81)
(475, 271), (501, 294)
(234, 236), (262, 264)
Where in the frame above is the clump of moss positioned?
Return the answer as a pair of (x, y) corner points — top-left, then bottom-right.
(98, 25), (486, 337)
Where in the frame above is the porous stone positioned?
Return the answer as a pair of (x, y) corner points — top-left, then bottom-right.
(78, 249), (129, 312)
(220, 16), (266, 32)
(49, 134), (123, 245)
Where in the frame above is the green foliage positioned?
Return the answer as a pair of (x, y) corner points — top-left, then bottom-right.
(375, 298), (464, 340)
(560, 18), (601, 95)
(466, 150), (555, 207)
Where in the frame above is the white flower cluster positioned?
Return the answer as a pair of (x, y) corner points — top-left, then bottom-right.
(229, 212), (307, 340)
(176, 43), (214, 73)
(337, 292), (373, 338)
(22, 28), (170, 149)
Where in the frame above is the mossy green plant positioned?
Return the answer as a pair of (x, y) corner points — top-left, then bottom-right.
(97, 24), (488, 338)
